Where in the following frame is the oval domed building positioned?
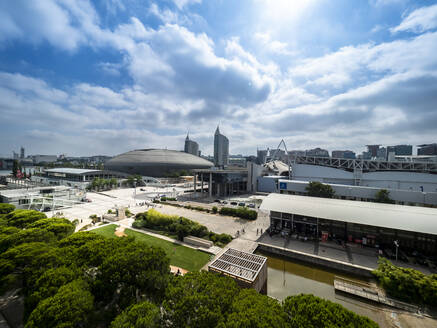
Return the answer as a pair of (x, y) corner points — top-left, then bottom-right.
(105, 149), (213, 177)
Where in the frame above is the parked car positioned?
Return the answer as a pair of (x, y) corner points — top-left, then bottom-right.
(214, 199), (221, 203)
(238, 202), (245, 207)
(247, 203), (255, 208)
(222, 201), (228, 204)
(230, 201), (238, 205)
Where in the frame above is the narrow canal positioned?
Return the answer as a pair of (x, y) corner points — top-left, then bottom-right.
(257, 251), (390, 327)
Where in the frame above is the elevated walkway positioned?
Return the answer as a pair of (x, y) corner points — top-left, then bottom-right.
(334, 276), (419, 313)
(294, 155), (437, 173)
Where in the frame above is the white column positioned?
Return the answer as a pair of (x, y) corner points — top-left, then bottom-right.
(209, 172), (212, 198)
(201, 174), (204, 195)
(193, 174), (197, 198)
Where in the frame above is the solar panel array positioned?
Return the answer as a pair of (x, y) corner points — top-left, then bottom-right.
(209, 248), (267, 282)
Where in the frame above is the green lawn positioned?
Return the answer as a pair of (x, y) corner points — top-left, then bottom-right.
(91, 224), (212, 272)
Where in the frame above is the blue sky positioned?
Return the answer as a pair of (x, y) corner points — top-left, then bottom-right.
(1, 0), (437, 157)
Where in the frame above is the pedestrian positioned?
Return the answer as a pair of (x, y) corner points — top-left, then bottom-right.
(260, 229), (263, 234)
(242, 228), (245, 233)
(257, 228), (259, 235)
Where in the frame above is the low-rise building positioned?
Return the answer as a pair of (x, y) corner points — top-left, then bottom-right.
(32, 168), (126, 189)
(260, 193), (437, 255)
(0, 186), (84, 211)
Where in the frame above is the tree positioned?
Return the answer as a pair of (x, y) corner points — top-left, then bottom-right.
(374, 189), (395, 204)
(4, 210), (47, 228)
(25, 266), (80, 319)
(110, 301), (161, 328)
(12, 160), (18, 177)
(28, 218), (75, 240)
(163, 271), (240, 328)
(96, 240), (170, 308)
(305, 181), (335, 198)
(0, 203), (15, 214)
(282, 294), (378, 328)
(110, 178), (118, 189)
(226, 289), (286, 328)
(26, 279), (94, 328)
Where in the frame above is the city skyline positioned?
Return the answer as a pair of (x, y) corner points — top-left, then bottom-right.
(1, 1), (437, 156)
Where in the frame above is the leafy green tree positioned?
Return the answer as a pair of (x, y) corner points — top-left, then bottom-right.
(374, 189), (395, 204)
(25, 266), (80, 319)
(226, 289), (286, 328)
(95, 241), (170, 307)
(0, 242), (53, 276)
(0, 203), (15, 214)
(5, 209), (47, 228)
(28, 218), (75, 240)
(0, 228), (56, 252)
(305, 181), (335, 198)
(110, 301), (161, 328)
(110, 178), (118, 188)
(25, 279), (94, 328)
(163, 271), (240, 328)
(282, 294), (378, 328)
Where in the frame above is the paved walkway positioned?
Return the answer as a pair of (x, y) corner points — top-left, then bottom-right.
(258, 234), (435, 274)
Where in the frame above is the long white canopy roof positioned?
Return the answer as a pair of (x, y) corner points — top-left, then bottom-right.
(260, 194), (437, 235)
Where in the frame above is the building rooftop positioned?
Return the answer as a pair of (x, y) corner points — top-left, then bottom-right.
(194, 167), (248, 173)
(0, 186), (72, 198)
(208, 248), (267, 282)
(44, 168), (102, 175)
(260, 193), (437, 236)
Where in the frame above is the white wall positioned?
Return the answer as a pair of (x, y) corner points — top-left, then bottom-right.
(291, 163), (437, 192)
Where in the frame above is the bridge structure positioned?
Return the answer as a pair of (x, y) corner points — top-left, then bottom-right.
(293, 155), (437, 174)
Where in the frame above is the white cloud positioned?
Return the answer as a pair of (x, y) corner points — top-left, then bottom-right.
(254, 32), (293, 55)
(172, 0), (201, 10)
(391, 4), (437, 33)
(149, 3), (183, 24)
(0, 1), (85, 50)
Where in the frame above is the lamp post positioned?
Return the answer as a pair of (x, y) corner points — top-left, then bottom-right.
(394, 240), (399, 261)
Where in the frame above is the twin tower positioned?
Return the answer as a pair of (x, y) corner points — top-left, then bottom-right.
(184, 126), (229, 168)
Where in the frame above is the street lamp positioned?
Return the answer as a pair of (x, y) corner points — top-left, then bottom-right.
(394, 240), (399, 261)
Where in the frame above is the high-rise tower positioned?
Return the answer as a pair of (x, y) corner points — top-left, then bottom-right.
(184, 133), (199, 156)
(214, 126), (229, 167)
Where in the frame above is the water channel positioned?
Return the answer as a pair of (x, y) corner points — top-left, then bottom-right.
(257, 250), (390, 327)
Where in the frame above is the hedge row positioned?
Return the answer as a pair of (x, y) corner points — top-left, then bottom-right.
(373, 258), (437, 306)
(219, 207), (257, 220)
(154, 201), (257, 220)
(160, 197), (177, 202)
(133, 209), (232, 246)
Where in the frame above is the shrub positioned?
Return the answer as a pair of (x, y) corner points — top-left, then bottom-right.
(161, 197), (177, 202)
(133, 209), (231, 246)
(211, 206), (218, 214)
(219, 207), (257, 220)
(373, 258), (437, 306)
(283, 294), (378, 328)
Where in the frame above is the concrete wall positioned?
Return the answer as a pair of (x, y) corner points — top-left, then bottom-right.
(291, 163), (437, 192)
(257, 243), (374, 278)
(279, 179), (437, 206)
(183, 236), (213, 248)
